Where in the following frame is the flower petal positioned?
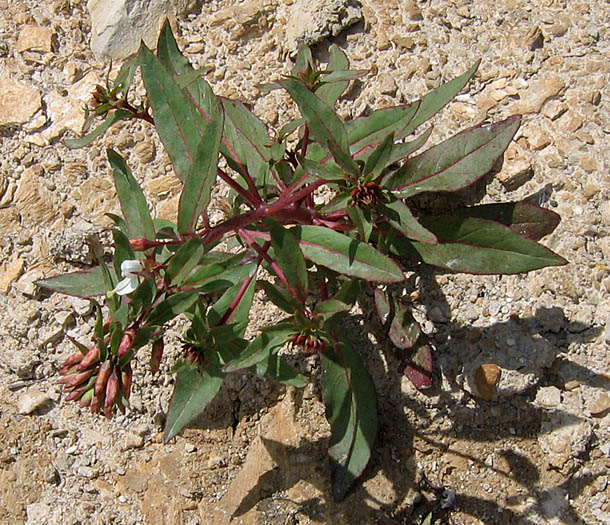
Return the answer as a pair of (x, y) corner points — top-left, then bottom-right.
(113, 275), (139, 295)
(120, 259), (142, 276)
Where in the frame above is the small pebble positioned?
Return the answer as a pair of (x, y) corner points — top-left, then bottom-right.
(17, 388), (51, 414)
(184, 443), (197, 453)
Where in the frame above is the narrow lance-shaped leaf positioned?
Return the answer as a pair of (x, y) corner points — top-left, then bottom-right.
(291, 226), (404, 283)
(267, 219), (309, 302)
(164, 358), (224, 442)
(363, 132), (394, 179)
(450, 201), (561, 241)
(65, 109), (133, 149)
(140, 44), (207, 180)
(321, 330), (377, 501)
(391, 215), (567, 274)
(145, 292), (198, 326)
(380, 199), (438, 245)
(279, 78), (359, 175)
(178, 103), (224, 233)
(389, 115), (521, 197)
(316, 45), (350, 107)
(254, 354), (308, 387)
(37, 266), (115, 298)
(166, 238), (206, 286)
(108, 150), (155, 241)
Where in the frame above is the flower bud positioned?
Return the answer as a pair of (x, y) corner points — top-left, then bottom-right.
(90, 391), (103, 414)
(79, 388), (94, 408)
(94, 360), (113, 396)
(117, 329), (136, 359)
(104, 370), (120, 418)
(65, 383), (89, 402)
(129, 238), (160, 251)
(150, 338), (164, 375)
(58, 369), (95, 389)
(77, 345), (100, 371)
(60, 352), (84, 375)
(121, 364), (133, 401)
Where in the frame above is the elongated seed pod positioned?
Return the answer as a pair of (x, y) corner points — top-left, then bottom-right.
(94, 360), (113, 396)
(121, 364), (132, 401)
(58, 369), (95, 389)
(104, 370), (120, 418)
(60, 352), (84, 373)
(79, 388), (94, 408)
(150, 338), (164, 375)
(77, 345), (100, 371)
(117, 329), (136, 359)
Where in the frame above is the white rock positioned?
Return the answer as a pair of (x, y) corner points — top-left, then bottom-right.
(17, 388), (52, 414)
(284, 0), (362, 53)
(534, 386), (562, 409)
(88, 0), (193, 59)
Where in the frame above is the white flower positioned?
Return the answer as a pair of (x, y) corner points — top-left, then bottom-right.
(113, 259), (143, 295)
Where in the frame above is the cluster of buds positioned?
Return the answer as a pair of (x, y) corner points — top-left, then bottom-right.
(183, 344), (206, 367)
(350, 181), (384, 208)
(58, 329), (136, 418)
(289, 331), (327, 354)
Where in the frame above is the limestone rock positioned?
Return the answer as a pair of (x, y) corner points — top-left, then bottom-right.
(0, 257), (25, 295)
(534, 386), (562, 409)
(538, 412), (592, 469)
(284, 0), (362, 53)
(88, 0), (193, 59)
(589, 393), (610, 416)
(13, 166), (59, 227)
(16, 25), (53, 53)
(0, 77), (42, 127)
(17, 388), (52, 415)
(515, 76), (565, 114)
(34, 71), (100, 144)
(474, 364), (501, 401)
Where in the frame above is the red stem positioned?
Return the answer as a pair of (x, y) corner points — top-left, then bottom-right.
(217, 167), (261, 207)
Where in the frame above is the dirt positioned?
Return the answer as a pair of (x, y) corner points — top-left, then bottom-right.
(0, 1), (609, 524)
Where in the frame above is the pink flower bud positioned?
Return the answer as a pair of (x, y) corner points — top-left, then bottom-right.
(60, 352), (84, 375)
(94, 360), (112, 396)
(104, 370), (120, 418)
(117, 329), (136, 358)
(58, 369), (95, 389)
(77, 345), (100, 371)
(129, 238), (160, 251)
(65, 383), (89, 402)
(150, 338), (164, 375)
(121, 364), (133, 401)
(90, 392), (103, 414)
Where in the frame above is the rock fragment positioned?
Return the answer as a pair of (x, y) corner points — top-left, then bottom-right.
(0, 257), (25, 295)
(474, 364), (501, 401)
(16, 25), (53, 53)
(17, 388), (52, 414)
(515, 76), (565, 114)
(284, 0), (362, 53)
(589, 393), (610, 416)
(0, 77), (42, 127)
(88, 0), (192, 59)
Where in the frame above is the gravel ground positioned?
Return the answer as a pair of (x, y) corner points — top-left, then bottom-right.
(0, 1), (609, 524)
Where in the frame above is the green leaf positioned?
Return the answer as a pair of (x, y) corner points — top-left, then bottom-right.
(258, 281), (301, 314)
(291, 45), (314, 77)
(113, 55), (139, 97)
(107, 150), (155, 241)
(314, 299), (351, 324)
(166, 238), (206, 286)
(385, 127), (433, 166)
(145, 291), (198, 326)
(223, 322), (297, 372)
(177, 103), (224, 233)
(389, 116), (521, 197)
(316, 45), (350, 107)
(293, 226), (404, 283)
(391, 216), (567, 274)
(254, 354), (308, 387)
(37, 266), (115, 298)
(267, 220), (308, 301)
(279, 78), (358, 175)
(321, 330), (377, 501)
(347, 206), (373, 243)
(347, 62), (479, 155)
(451, 201), (561, 241)
(297, 153), (348, 181)
(184, 257), (257, 293)
(111, 229), (136, 278)
(207, 277), (256, 336)
(363, 132), (394, 179)
(381, 199), (438, 245)
(65, 109), (133, 149)
(140, 44), (208, 181)
(164, 359), (224, 442)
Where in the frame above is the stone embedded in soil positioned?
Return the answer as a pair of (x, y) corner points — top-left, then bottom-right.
(284, 0), (363, 52)
(515, 76), (565, 114)
(0, 257), (25, 295)
(88, 0), (191, 59)
(538, 412), (592, 469)
(534, 386), (562, 409)
(14, 166), (60, 227)
(0, 77), (42, 127)
(16, 388), (52, 414)
(589, 393), (610, 416)
(474, 364), (501, 401)
(16, 25), (53, 53)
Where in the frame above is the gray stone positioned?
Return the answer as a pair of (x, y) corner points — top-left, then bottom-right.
(88, 0), (193, 59)
(17, 388), (52, 414)
(534, 386), (562, 409)
(284, 0), (362, 53)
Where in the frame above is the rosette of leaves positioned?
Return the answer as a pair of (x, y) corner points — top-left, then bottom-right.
(39, 22), (566, 501)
